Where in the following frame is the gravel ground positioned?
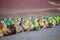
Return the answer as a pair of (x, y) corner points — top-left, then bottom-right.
(0, 26), (60, 40)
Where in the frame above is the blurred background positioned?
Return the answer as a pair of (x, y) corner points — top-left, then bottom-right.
(0, 0), (60, 18)
(0, 0), (55, 10)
